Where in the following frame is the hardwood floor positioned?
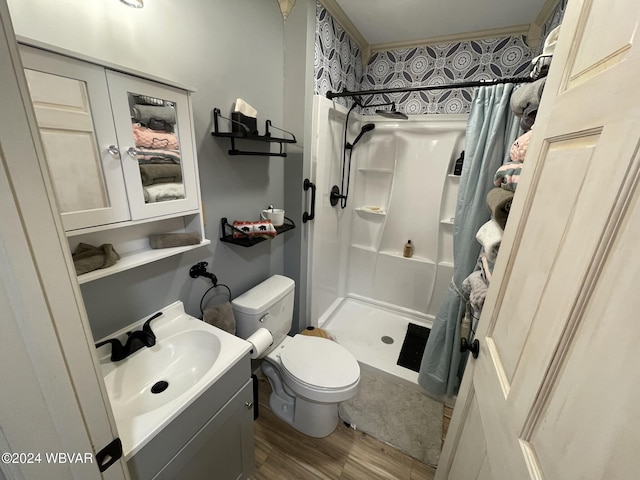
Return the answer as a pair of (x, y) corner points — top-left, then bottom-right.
(248, 377), (436, 480)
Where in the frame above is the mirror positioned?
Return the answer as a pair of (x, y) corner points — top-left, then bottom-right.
(127, 92), (185, 203)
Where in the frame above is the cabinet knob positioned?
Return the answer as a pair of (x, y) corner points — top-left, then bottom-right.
(107, 145), (120, 156)
(245, 401), (253, 409)
(126, 147), (138, 158)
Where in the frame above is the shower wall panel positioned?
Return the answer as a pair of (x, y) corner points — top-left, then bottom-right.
(310, 95), (466, 322)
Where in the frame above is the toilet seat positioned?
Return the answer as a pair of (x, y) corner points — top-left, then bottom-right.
(271, 335), (360, 403)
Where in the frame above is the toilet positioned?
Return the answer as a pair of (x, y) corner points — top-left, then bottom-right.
(232, 275), (360, 438)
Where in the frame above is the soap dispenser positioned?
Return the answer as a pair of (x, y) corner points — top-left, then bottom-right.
(403, 240), (414, 258)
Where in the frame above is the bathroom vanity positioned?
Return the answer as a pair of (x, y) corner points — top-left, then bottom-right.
(19, 44), (209, 283)
(96, 302), (255, 480)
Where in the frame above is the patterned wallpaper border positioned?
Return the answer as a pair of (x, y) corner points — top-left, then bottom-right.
(314, 2), (566, 115)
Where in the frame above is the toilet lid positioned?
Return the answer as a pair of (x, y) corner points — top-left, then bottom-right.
(279, 335), (359, 389)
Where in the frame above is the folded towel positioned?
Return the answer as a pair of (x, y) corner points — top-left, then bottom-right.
(232, 220), (277, 238)
(136, 147), (181, 164)
(510, 77), (546, 116)
(494, 162), (523, 191)
(131, 105), (176, 126)
(139, 164), (182, 186)
(476, 220), (504, 262)
(203, 302), (236, 335)
(132, 124), (179, 150)
(149, 232), (201, 249)
(132, 94), (164, 106)
(461, 271), (489, 315)
(510, 130), (533, 162)
(486, 187), (514, 229)
(72, 243), (120, 275)
(143, 182), (185, 203)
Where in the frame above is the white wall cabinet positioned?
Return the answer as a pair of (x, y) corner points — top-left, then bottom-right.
(20, 45), (209, 282)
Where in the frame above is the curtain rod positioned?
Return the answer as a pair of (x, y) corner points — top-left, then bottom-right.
(325, 76), (533, 100)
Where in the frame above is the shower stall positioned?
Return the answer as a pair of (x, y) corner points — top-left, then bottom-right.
(304, 95), (466, 464)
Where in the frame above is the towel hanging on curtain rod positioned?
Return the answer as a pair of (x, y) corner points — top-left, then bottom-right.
(325, 76), (534, 100)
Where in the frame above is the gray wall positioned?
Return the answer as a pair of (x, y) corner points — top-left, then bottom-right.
(7, 0), (289, 339)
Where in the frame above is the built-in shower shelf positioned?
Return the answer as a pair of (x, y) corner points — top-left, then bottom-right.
(447, 174), (461, 179)
(438, 261), (454, 268)
(358, 168), (393, 174)
(379, 250), (436, 264)
(355, 207), (387, 216)
(351, 244), (377, 253)
(440, 218), (455, 225)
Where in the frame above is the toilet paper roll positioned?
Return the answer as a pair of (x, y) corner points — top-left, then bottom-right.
(246, 328), (273, 359)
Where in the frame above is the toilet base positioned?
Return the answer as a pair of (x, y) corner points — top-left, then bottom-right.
(262, 361), (340, 438)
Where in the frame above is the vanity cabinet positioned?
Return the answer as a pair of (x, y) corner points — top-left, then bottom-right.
(20, 45), (201, 231)
(19, 45), (208, 282)
(127, 356), (255, 480)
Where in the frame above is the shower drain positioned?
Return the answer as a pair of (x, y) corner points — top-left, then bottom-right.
(151, 380), (169, 394)
(381, 336), (394, 344)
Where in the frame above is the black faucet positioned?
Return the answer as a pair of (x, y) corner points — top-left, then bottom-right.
(96, 312), (162, 361)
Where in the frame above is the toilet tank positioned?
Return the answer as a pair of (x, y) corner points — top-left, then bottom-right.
(232, 275), (295, 355)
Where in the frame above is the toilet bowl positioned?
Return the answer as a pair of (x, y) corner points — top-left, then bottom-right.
(232, 275), (360, 437)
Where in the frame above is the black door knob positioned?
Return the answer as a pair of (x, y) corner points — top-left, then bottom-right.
(460, 338), (480, 358)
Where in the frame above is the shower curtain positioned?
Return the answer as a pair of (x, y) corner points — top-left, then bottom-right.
(418, 84), (520, 399)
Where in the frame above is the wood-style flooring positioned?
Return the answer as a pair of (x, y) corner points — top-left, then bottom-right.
(248, 377), (437, 480)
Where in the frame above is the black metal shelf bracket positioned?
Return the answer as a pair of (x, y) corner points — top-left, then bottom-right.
(211, 108), (296, 157)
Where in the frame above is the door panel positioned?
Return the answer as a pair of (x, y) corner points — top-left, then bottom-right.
(437, 0), (640, 478)
(20, 45), (130, 231)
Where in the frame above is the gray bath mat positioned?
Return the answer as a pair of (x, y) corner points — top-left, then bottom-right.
(396, 323), (430, 372)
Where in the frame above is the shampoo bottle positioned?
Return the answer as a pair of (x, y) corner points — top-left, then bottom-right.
(403, 240), (414, 258)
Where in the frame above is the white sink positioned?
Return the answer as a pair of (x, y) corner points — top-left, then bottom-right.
(96, 301), (251, 458)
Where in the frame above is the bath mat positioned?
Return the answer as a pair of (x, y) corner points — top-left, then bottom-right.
(397, 323), (431, 372)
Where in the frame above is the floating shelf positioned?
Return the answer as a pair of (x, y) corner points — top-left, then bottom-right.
(77, 240), (211, 284)
(211, 108), (296, 157)
(219, 217), (295, 247)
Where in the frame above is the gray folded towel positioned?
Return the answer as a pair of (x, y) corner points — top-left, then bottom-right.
(149, 232), (201, 249)
(510, 78), (546, 116)
(139, 164), (182, 186)
(72, 243), (120, 275)
(203, 302), (236, 335)
(131, 105), (176, 126)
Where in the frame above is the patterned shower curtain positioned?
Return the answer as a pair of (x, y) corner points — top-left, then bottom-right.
(418, 84), (520, 399)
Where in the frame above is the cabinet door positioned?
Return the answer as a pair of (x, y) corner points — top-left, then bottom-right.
(19, 46), (131, 231)
(106, 70), (200, 221)
(153, 380), (255, 480)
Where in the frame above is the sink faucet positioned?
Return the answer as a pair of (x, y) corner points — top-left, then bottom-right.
(96, 312), (162, 361)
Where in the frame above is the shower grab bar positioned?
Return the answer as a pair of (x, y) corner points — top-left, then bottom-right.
(302, 179), (316, 223)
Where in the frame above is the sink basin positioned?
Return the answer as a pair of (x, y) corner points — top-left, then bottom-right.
(103, 330), (221, 419)
(96, 301), (251, 458)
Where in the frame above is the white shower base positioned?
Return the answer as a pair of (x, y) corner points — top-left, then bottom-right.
(320, 295), (443, 466)
(320, 295), (433, 387)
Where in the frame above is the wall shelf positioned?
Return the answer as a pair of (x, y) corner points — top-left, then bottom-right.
(77, 240), (211, 284)
(211, 108), (296, 157)
(219, 217), (295, 247)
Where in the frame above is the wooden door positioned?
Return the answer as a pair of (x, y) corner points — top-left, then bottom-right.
(437, 0), (640, 478)
(1, 4), (128, 478)
(19, 45), (131, 232)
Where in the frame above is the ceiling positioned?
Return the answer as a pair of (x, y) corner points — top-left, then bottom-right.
(328, 0), (552, 51)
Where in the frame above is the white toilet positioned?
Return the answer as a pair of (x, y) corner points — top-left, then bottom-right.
(232, 275), (360, 438)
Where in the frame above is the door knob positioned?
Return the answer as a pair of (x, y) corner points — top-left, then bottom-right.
(460, 338), (480, 358)
(127, 146), (138, 158)
(107, 145), (120, 156)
